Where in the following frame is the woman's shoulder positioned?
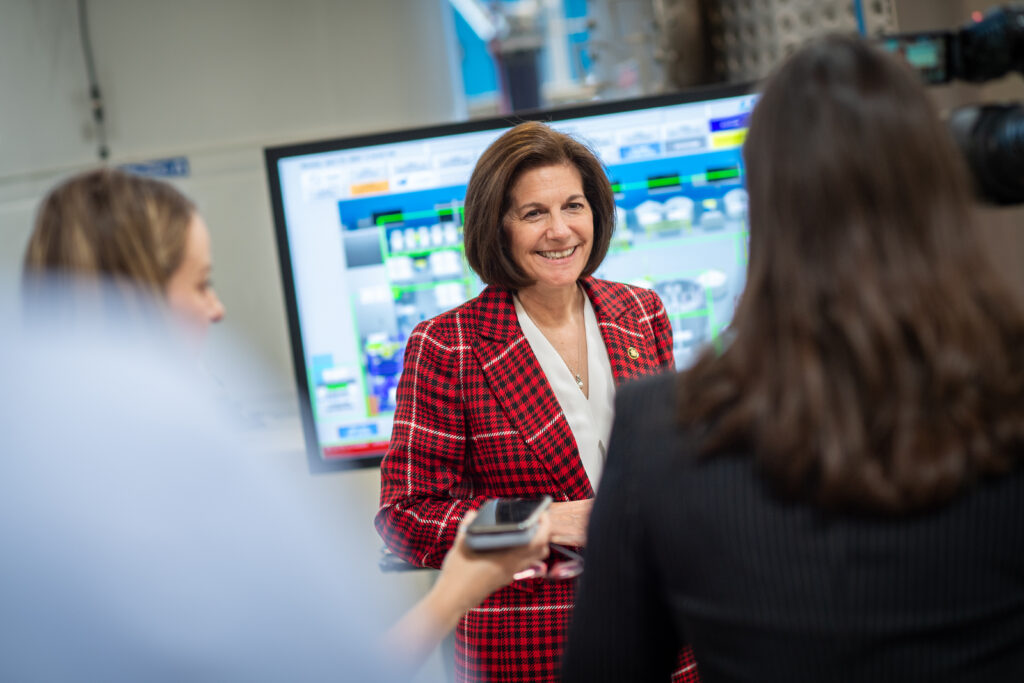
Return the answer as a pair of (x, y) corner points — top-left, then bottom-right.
(615, 371), (679, 423)
(586, 277), (662, 305)
(613, 373), (749, 492)
(408, 285), (510, 344)
(607, 372), (700, 488)
(583, 278), (667, 325)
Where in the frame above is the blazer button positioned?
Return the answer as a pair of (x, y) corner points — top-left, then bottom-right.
(627, 347), (639, 359)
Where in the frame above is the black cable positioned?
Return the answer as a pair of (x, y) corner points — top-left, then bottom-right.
(77, 0), (109, 160)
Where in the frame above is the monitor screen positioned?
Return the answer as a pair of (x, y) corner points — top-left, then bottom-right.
(265, 84), (755, 470)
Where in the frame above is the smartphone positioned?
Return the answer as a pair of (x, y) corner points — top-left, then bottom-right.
(465, 495), (552, 551)
(545, 543), (584, 581)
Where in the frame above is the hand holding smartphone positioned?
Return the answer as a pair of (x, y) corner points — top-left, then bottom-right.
(465, 495), (553, 551)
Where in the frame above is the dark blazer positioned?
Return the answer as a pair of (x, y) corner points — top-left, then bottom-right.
(375, 277), (682, 682)
(564, 372), (1024, 682)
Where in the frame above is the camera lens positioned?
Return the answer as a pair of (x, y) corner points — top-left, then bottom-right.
(949, 103), (1024, 205)
(955, 6), (1024, 82)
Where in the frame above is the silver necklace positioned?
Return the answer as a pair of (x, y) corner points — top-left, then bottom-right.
(569, 309), (586, 392)
(519, 292), (586, 394)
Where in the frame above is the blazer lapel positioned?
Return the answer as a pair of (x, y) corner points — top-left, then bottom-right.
(470, 286), (591, 500)
(583, 278), (667, 385)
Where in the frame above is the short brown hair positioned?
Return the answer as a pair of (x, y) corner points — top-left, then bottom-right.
(677, 35), (1024, 513)
(23, 168), (195, 294)
(463, 121), (614, 289)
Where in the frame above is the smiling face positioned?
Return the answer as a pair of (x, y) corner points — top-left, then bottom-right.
(165, 213), (225, 338)
(504, 163), (594, 297)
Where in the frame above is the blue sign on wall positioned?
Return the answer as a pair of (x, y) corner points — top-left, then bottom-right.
(119, 156), (190, 178)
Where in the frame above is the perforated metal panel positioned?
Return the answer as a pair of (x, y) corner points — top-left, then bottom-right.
(587, 0), (899, 94)
(703, 0), (897, 82)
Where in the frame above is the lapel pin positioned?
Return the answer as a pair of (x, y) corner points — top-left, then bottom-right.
(627, 347), (639, 359)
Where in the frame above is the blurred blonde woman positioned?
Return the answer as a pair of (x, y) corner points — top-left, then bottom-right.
(19, 166), (552, 680)
(23, 167), (225, 337)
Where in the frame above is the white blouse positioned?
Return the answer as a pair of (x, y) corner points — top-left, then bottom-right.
(514, 292), (616, 490)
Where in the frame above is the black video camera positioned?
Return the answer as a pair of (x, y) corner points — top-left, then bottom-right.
(880, 4), (1024, 205)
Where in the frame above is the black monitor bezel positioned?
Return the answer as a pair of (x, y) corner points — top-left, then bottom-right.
(264, 81), (754, 473)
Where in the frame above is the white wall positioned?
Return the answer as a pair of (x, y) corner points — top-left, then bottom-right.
(2, 0), (466, 169)
(1, 2), (464, 679)
(1, 0), (468, 417)
(1, 0), (465, 388)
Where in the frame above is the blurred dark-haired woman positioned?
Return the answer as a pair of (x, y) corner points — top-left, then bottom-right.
(565, 34), (1024, 682)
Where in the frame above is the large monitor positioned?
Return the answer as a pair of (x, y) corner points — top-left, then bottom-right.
(265, 84), (755, 470)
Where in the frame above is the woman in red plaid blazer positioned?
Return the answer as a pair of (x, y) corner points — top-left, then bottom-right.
(376, 122), (700, 682)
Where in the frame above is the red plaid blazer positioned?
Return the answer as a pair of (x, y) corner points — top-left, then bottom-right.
(376, 277), (699, 682)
